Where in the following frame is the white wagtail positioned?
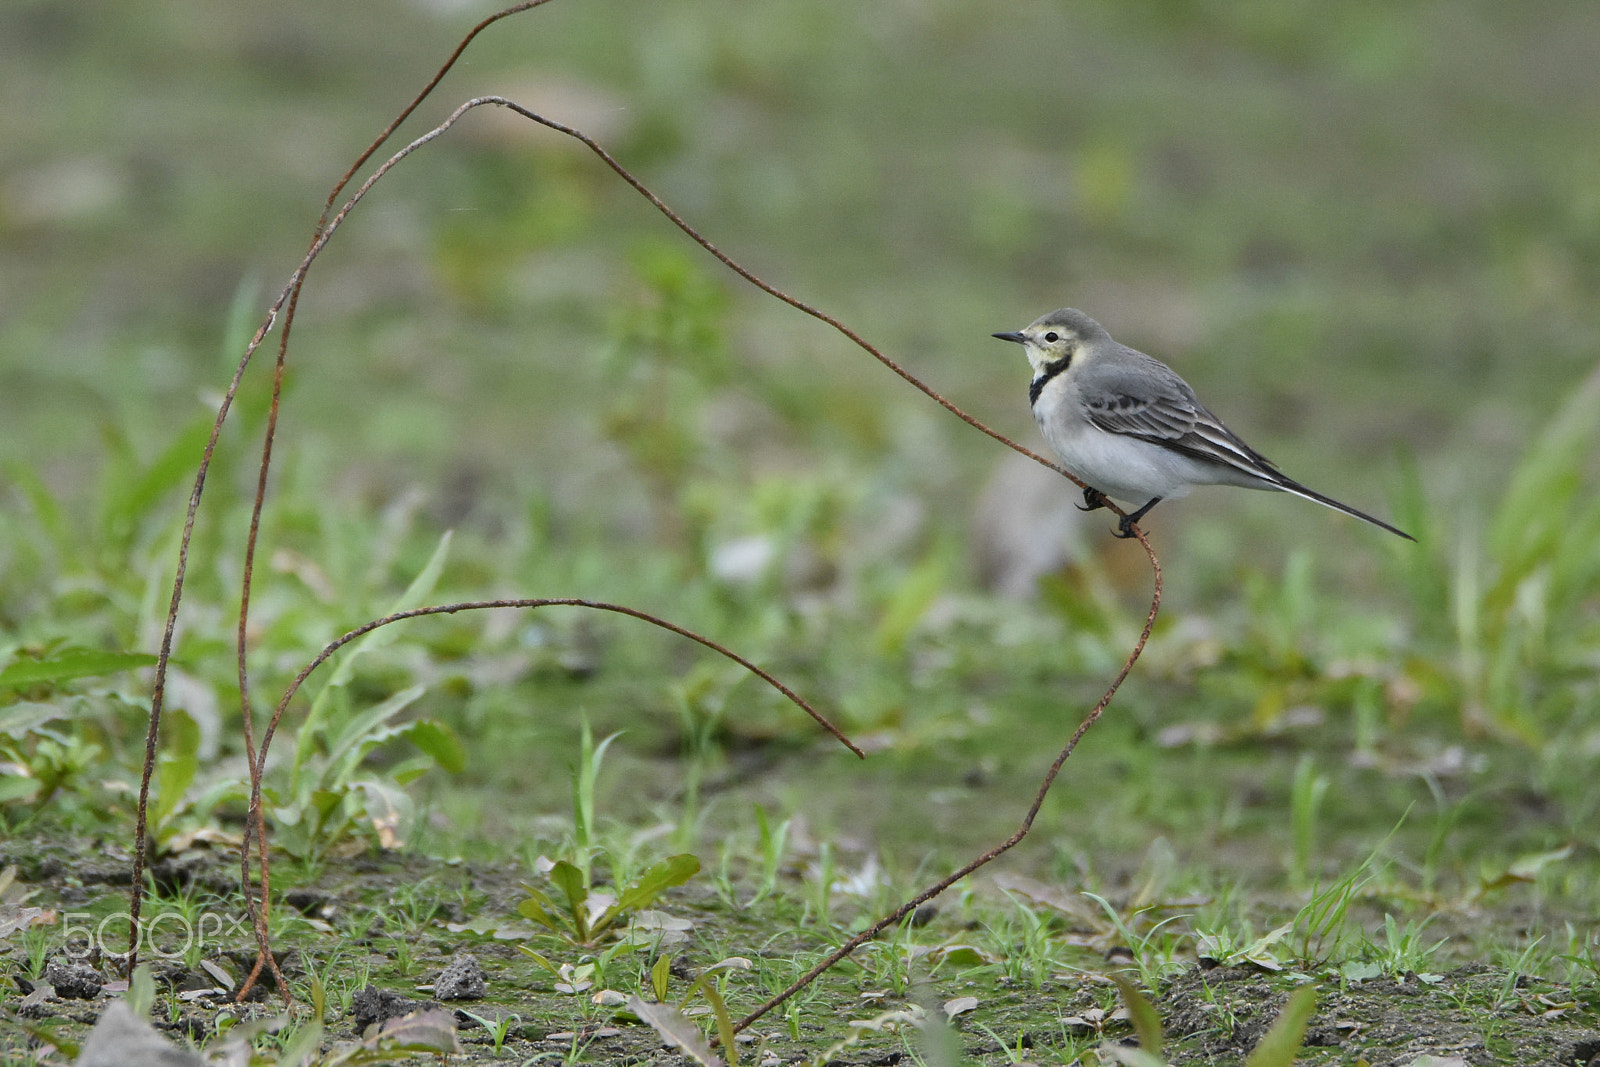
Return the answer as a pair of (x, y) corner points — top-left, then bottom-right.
(993, 308), (1415, 541)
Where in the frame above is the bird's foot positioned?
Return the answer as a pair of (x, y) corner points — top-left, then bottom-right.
(1077, 487), (1110, 513)
(1112, 496), (1162, 539)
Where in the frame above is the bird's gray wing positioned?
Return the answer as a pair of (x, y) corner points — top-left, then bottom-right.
(1079, 352), (1283, 477)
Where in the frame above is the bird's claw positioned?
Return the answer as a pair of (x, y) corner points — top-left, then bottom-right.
(1077, 487), (1109, 513)
(1112, 496), (1161, 539)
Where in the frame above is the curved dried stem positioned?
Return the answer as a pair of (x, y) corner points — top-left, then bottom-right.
(732, 529), (1162, 1034)
(131, 1), (1154, 1011)
(270, 599), (861, 772)
(227, 10), (577, 967)
(128, 91), (543, 977)
(485, 98), (1109, 505)
(318, 0), (565, 230)
(126, 298), (281, 973)
(232, 597), (859, 999)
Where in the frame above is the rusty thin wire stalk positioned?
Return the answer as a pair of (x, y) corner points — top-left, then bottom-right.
(237, 88), (1116, 955)
(125, 306), (280, 974)
(122, 106), (399, 983)
(317, 0), (564, 228)
(731, 530), (1163, 1035)
(232, 321), (292, 1004)
(447, 97), (1155, 1028)
(486, 99), (1108, 497)
(214, 103), (595, 999)
(128, 78), (456, 976)
(130, 99), (502, 993)
(132, 0), (1151, 1000)
(232, 597), (862, 999)
(130, 0), (566, 980)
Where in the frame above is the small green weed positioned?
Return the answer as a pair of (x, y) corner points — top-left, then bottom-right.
(1291, 823), (1400, 964)
(1360, 913), (1448, 980)
(1493, 936), (1548, 1011)
(517, 850), (700, 948)
(266, 532), (467, 863)
(460, 1009), (521, 1056)
(983, 894), (1063, 990)
(1100, 976), (1318, 1067)
(1084, 892), (1191, 988)
(1289, 754), (1329, 888)
(517, 722), (700, 952)
(0, 697), (106, 814)
(711, 805), (792, 912)
(1558, 922), (1600, 992)
(1392, 364), (1600, 739)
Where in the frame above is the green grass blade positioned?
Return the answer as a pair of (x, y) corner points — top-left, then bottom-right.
(516, 890), (565, 935)
(0, 650), (157, 691)
(125, 963), (156, 1017)
(1242, 986), (1317, 1067)
(698, 981), (740, 1067)
(1110, 974), (1164, 1058)
(151, 708), (200, 832)
(613, 854), (701, 915)
(395, 718), (466, 774)
(99, 416), (213, 546)
(294, 530), (453, 785)
(548, 860), (590, 940)
(319, 684), (426, 790)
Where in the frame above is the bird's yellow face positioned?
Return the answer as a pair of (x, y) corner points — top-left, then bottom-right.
(994, 315), (1085, 376)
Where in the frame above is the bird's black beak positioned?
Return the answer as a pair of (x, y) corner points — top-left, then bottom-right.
(992, 331), (1026, 344)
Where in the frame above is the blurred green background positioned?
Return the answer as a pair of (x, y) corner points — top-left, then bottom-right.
(3, 0), (1599, 866)
(7, 0), (1598, 548)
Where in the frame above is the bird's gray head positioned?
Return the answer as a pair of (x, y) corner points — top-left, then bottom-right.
(991, 308), (1110, 377)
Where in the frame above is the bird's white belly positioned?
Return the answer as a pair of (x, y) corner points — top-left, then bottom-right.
(1037, 417), (1211, 504)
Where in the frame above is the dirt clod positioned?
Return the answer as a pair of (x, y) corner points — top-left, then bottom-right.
(351, 983), (441, 1032)
(435, 951), (487, 1000)
(44, 957), (104, 999)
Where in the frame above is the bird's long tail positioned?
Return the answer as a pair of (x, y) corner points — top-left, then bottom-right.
(1272, 475), (1415, 541)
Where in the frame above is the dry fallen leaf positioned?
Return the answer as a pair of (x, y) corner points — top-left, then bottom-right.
(942, 996), (978, 1020)
(628, 997), (723, 1067)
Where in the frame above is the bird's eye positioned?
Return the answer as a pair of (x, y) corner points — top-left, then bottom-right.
(1043, 332), (1060, 343)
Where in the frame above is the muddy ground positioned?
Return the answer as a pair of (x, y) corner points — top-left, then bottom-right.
(3, 836), (1598, 1066)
